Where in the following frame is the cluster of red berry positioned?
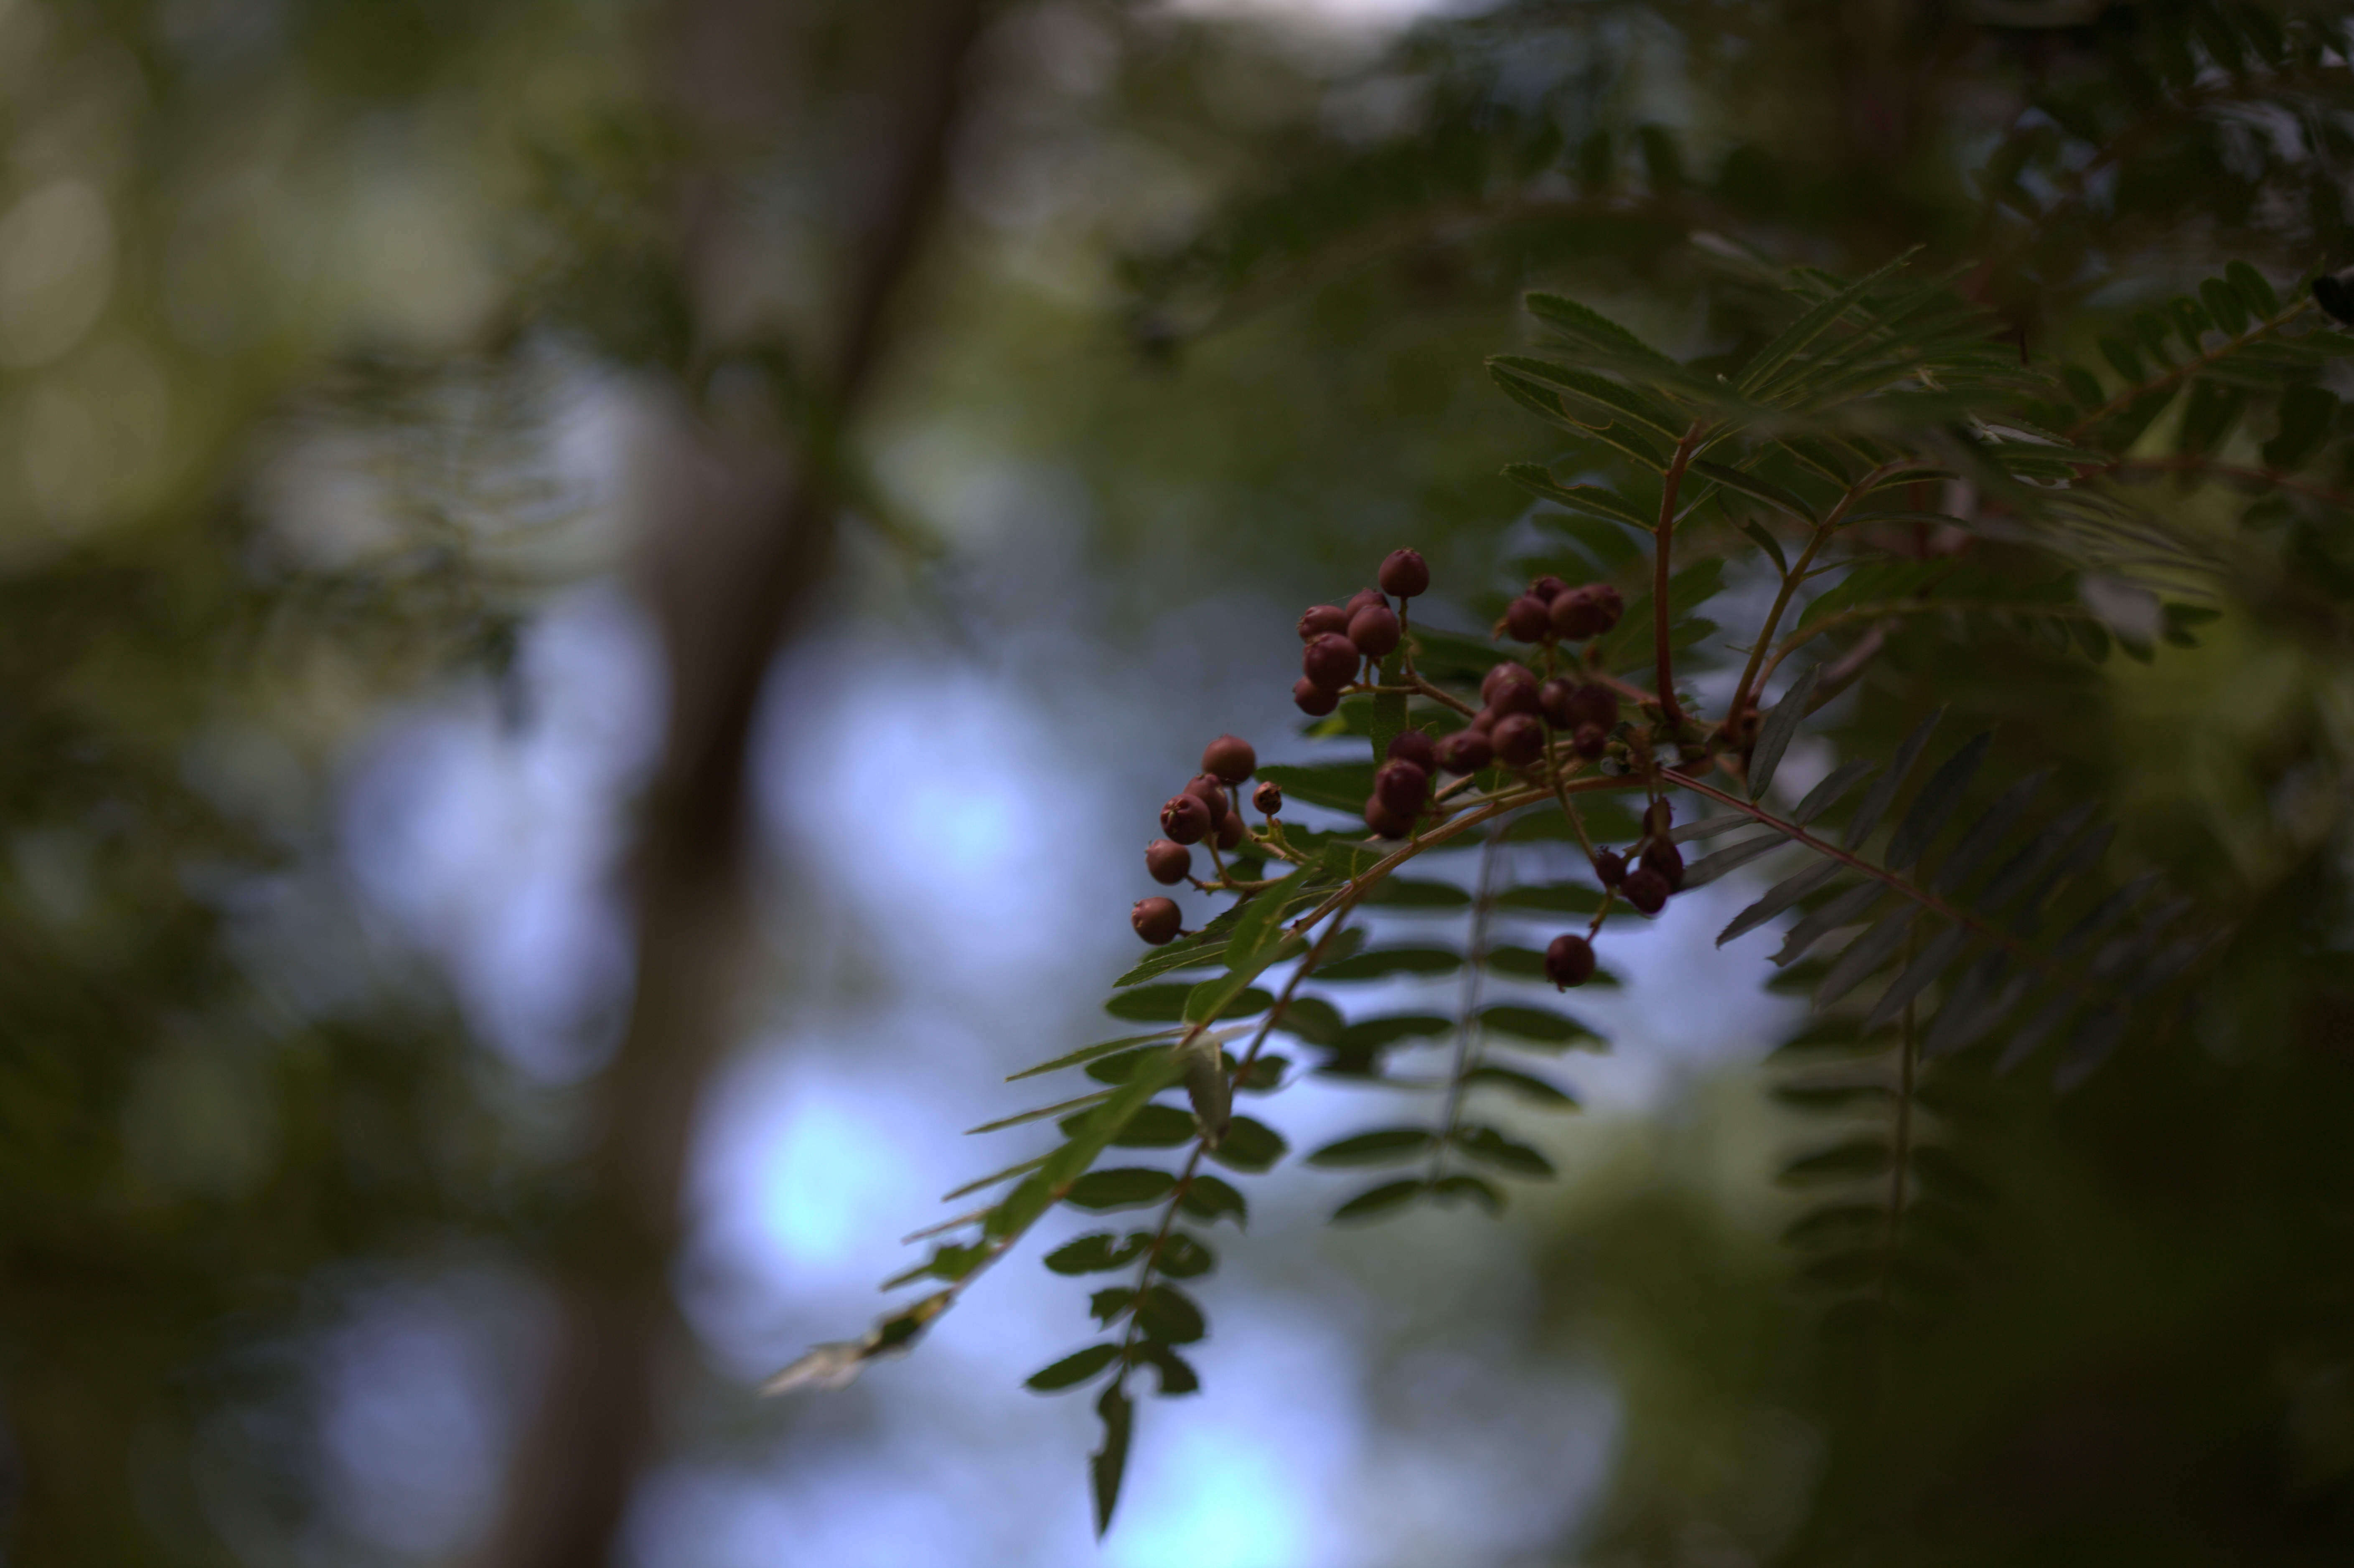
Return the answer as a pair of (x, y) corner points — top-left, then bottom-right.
(1130, 734), (1274, 947)
(1290, 548), (1429, 716)
(1129, 551), (1693, 1007)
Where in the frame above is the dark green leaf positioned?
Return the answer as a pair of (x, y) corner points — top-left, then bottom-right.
(1134, 1284), (1207, 1345)
(1206, 1115), (1287, 1174)
(1315, 946), (1464, 981)
(1333, 1179), (1427, 1222)
(1779, 1138), (1894, 1184)
(1177, 1174), (1247, 1228)
(1861, 924), (1970, 1032)
(1697, 459), (1817, 522)
(1010, 1031), (1177, 1083)
(1091, 1384), (1131, 1537)
(1815, 910), (1919, 1007)
(1044, 1233), (1150, 1276)
(1453, 1123), (1556, 1177)
(1886, 732), (1990, 869)
(1088, 1287), (1135, 1324)
(1105, 984), (1193, 1023)
(1749, 663), (1820, 799)
(1059, 1102), (1196, 1148)
(1478, 1004), (1601, 1047)
(1976, 803), (2097, 910)
(1845, 708), (1943, 846)
(1137, 1344), (1200, 1397)
(1463, 1065), (1580, 1108)
(1065, 1169), (1178, 1213)
(1931, 769), (2049, 894)
(1255, 762), (1375, 813)
(1181, 980), (1274, 1026)
(1332, 1014), (1452, 1050)
(1773, 882), (1885, 967)
(2201, 276), (2248, 336)
(1781, 1202), (1884, 1250)
(1792, 760), (1878, 826)
(1523, 292), (1688, 374)
(1027, 1343), (1121, 1393)
(1504, 464), (1656, 528)
(1429, 1173), (1506, 1214)
(1494, 884), (1609, 915)
(969, 1090), (1112, 1136)
(2226, 259), (2278, 318)
(1156, 1232), (1216, 1279)
(1685, 831), (1795, 889)
(1308, 1128), (1436, 1166)
(1719, 861), (1844, 946)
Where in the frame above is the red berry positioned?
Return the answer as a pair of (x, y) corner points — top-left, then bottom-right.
(1201, 734), (1256, 783)
(1252, 780), (1283, 815)
(1296, 605), (1350, 641)
(1591, 849), (1627, 888)
(1572, 722), (1608, 759)
(1641, 841), (1685, 892)
(1132, 897), (1182, 945)
(1303, 633), (1359, 689)
(1643, 798), (1674, 839)
(1160, 794), (1210, 844)
(1467, 707), (1497, 734)
(1378, 549), (1430, 598)
(1343, 588), (1387, 618)
(1184, 775), (1230, 824)
(1347, 604), (1401, 658)
(1528, 574), (1570, 604)
(1622, 867), (1670, 915)
(1538, 677), (1577, 728)
(1216, 811), (1246, 851)
(1480, 661), (1535, 705)
(1492, 712), (1544, 766)
(1375, 759), (1429, 816)
(1387, 729), (1438, 773)
(1486, 670), (1541, 718)
(1436, 729), (1493, 774)
(1587, 584), (1624, 634)
(1503, 595), (1551, 642)
(1549, 587), (1604, 641)
(1544, 933), (1596, 988)
(1362, 793), (1410, 839)
(1293, 678), (1339, 716)
(1145, 839), (1192, 884)
(1565, 683), (1618, 732)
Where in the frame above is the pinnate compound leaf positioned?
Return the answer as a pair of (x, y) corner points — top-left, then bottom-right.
(971, 1090), (1112, 1136)
(1087, 1287), (1131, 1327)
(1748, 663), (1820, 799)
(1065, 1169), (1178, 1213)
(1091, 1384), (1132, 1538)
(1719, 861), (1843, 946)
(1177, 1174), (1247, 1228)
(1105, 984), (1194, 1023)
(1027, 1344), (1121, 1393)
(1846, 708), (1944, 846)
(1205, 1115), (1287, 1174)
(1060, 1102), (1195, 1147)
(1684, 831), (1795, 889)
(1453, 1124), (1556, 1177)
(1308, 1128), (1436, 1167)
(1333, 1179), (1426, 1222)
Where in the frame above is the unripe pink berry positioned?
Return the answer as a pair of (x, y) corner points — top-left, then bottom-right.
(1362, 794), (1410, 839)
(1622, 867), (1670, 915)
(1481, 661), (1535, 705)
(1503, 595), (1551, 642)
(1436, 729), (1493, 774)
(1591, 849), (1627, 888)
(1297, 605), (1350, 641)
(1387, 729), (1438, 773)
(1374, 759), (1429, 816)
(1293, 679), (1339, 716)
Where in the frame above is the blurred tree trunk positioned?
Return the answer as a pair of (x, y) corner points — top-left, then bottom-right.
(474, 4), (987, 1563)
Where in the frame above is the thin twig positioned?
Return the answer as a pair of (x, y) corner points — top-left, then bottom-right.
(1654, 424), (1707, 729)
